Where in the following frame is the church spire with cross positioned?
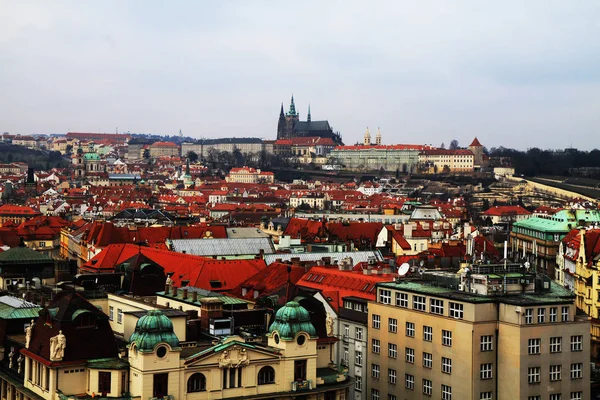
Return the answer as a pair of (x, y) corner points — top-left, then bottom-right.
(307, 104), (311, 123)
(287, 94), (298, 117)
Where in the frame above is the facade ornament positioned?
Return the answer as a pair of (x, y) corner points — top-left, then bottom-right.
(8, 347), (14, 369)
(218, 350), (231, 369)
(17, 355), (23, 374)
(218, 347), (250, 369)
(25, 319), (35, 349)
(325, 313), (334, 337)
(49, 330), (67, 361)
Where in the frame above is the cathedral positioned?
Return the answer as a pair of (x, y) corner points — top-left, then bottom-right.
(277, 95), (343, 145)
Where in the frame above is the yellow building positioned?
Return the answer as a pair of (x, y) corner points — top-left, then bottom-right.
(368, 265), (590, 400)
(225, 166), (275, 184)
(149, 141), (180, 158)
(418, 149), (475, 173)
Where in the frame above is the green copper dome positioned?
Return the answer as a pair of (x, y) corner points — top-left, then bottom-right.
(83, 153), (100, 160)
(268, 301), (317, 340)
(129, 310), (180, 352)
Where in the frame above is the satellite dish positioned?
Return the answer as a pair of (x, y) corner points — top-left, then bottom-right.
(419, 260), (425, 267)
(524, 261), (531, 270)
(418, 267), (425, 276)
(398, 263), (410, 277)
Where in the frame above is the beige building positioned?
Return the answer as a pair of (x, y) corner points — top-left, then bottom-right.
(368, 265), (590, 400)
(418, 149), (475, 173)
(290, 193), (327, 210)
(225, 166), (275, 183)
(150, 141), (180, 158)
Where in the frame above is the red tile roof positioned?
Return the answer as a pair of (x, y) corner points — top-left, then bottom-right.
(469, 137), (482, 147)
(334, 144), (433, 151)
(81, 244), (267, 291)
(481, 205), (531, 217)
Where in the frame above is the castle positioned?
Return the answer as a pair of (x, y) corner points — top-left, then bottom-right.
(277, 95), (343, 145)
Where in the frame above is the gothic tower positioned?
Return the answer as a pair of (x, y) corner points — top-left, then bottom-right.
(285, 95), (300, 137)
(277, 103), (287, 140)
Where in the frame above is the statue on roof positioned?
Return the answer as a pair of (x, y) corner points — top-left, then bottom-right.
(50, 330), (66, 361)
(24, 319), (35, 349)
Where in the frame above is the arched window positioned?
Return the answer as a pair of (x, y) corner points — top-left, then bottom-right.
(257, 366), (275, 385)
(187, 373), (206, 392)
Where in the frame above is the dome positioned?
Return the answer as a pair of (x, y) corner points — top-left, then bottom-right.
(83, 153), (100, 161)
(268, 301), (317, 340)
(129, 310), (180, 352)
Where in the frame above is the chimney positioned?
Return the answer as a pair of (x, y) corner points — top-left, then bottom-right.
(164, 283), (170, 293)
(172, 285), (178, 296)
(404, 224), (412, 238)
(183, 288), (188, 300)
(192, 290), (198, 302)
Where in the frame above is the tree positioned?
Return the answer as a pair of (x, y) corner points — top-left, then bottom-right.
(449, 140), (459, 150)
(187, 151), (199, 162)
(66, 144), (73, 153)
(440, 142), (446, 149)
(232, 148), (245, 167)
(143, 149), (150, 159)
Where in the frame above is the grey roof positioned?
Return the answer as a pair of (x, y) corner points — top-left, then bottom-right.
(226, 227), (270, 239)
(108, 173), (141, 180)
(264, 250), (383, 266)
(170, 238), (275, 256)
(294, 121), (332, 132)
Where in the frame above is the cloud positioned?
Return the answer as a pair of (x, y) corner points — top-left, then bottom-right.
(0, 0), (599, 149)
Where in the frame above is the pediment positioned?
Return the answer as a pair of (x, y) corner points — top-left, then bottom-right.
(184, 341), (280, 368)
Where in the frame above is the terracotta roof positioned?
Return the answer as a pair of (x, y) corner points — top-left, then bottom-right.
(482, 205), (531, 217)
(469, 137), (482, 147)
(333, 144), (433, 151)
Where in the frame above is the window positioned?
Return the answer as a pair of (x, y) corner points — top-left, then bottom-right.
(371, 389), (380, 400)
(355, 327), (363, 341)
(549, 365), (562, 381)
(480, 392), (492, 400)
(528, 397), (540, 400)
(388, 395), (397, 400)
(528, 367), (540, 383)
(537, 308), (546, 323)
(117, 308), (123, 324)
(442, 357), (452, 374)
(413, 295), (426, 311)
(343, 324), (349, 338)
(406, 322), (415, 337)
(372, 339), (380, 354)
(187, 373), (207, 392)
(396, 292), (408, 307)
(354, 376), (362, 391)
(388, 368), (397, 384)
(98, 371), (111, 394)
(379, 289), (392, 304)
(570, 363), (582, 379)
(442, 384), (452, 400)
(355, 351), (362, 366)
(405, 347), (414, 363)
(430, 298), (444, 315)
(423, 352), (432, 368)
(108, 306), (114, 321)
(528, 338), (541, 355)
(449, 302), (463, 319)
(423, 326), (432, 341)
(550, 337), (562, 353)
(442, 330), (452, 346)
(570, 392), (582, 400)
(571, 335), (582, 351)
(343, 348), (348, 362)
(388, 318), (397, 333)
(372, 314), (380, 329)
(480, 363), (493, 380)
(550, 395), (562, 400)
(481, 335), (493, 351)
(423, 379), (432, 395)
(525, 308), (533, 324)
(550, 307), (557, 322)
(371, 364), (380, 379)
(562, 306), (569, 321)
(405, 374), (414, 390)
(388, 343), (397, 359)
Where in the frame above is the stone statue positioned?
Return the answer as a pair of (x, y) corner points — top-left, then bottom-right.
(50, 330), (66, 361)
(17, 355), (23, 374)
(218, 350), (231, 369)
(235, 348), (249, 367)
(165, 275), (173, 290)
(325, 313), (334, 337)
(24, 320), (35, 349)
(8, 348), (14, 369)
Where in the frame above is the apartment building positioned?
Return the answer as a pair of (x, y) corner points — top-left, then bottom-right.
(368, 264), (590, 400)
(418, 149), (475, 173)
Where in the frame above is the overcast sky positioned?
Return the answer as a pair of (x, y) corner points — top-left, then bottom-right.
(1, 1), (599, 150)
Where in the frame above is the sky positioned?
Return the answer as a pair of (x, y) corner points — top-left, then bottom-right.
(1, 1), (599, 150)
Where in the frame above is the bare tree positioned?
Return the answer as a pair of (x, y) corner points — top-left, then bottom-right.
(449, 140), (459, 150)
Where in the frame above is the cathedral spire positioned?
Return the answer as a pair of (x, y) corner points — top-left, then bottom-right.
(280, 102), (285, 116)
(287, 94), (298, 116)
(307, 104), (311, 123)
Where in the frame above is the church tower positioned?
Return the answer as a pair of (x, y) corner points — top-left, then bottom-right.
(376, 128), (382, 145)
(277, 103), (286, 140)
(363, 127), (371, 146)
(285, 95), (300, 137)
(307, 104), (311, 123)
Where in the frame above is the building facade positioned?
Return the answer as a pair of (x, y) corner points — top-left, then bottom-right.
(328, 145), (432, 172)
(368, 266), (590, 400)
(418, 149), (475, 173)
(277, 96), (342, 145)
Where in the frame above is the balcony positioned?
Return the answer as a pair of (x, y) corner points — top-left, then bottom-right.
(291, 380), (312, 391)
